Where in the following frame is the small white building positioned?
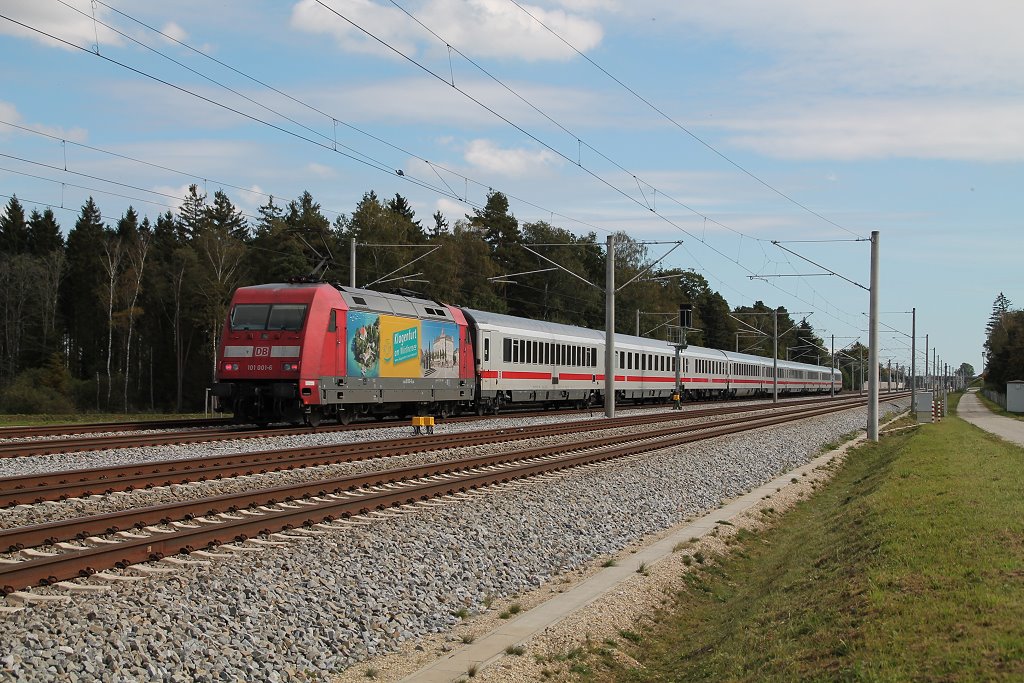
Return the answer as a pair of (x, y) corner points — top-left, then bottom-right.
(1007, 380), (1024, 413)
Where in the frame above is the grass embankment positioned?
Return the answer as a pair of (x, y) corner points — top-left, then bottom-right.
(0, 412), (207, 427)
(584, 407), (1024, 681)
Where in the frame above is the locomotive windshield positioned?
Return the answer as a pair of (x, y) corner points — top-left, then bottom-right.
(230, 304), (307, 331)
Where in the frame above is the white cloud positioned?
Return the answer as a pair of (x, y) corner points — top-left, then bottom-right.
(625, 0), (1024, 92)
(715, 99), (1024, 162)
(463, 139), (561, 176)
(0, 0), (124, 51)
(434, 197), (466, 219)
(160, 21), (189, 44)
(150, 184), (196, 212)
(0, 100), (88, 142)
(290, 0), (603, 61)
(318, 76), (614, 130)
(306, 162), (336, 178)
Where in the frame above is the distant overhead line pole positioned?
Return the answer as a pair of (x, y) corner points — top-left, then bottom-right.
(769, 233), (880, 441)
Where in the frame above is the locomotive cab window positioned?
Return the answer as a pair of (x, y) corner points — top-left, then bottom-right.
(230, 304), (270, 330)
(267, 304), (307, 331)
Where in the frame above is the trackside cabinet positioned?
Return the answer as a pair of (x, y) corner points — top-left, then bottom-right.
(914, 391), (934, 423)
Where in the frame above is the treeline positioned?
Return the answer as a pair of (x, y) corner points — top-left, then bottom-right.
(984, 292), (1023, 387)
(0, 186), (848, 414)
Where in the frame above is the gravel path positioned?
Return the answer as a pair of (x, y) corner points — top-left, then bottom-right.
(0, 397), (907, 682)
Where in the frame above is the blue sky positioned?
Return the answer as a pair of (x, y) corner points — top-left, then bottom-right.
(1, 0), (1021, 376)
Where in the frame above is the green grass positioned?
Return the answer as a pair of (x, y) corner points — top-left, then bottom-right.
(579, 412), (1024, 682)
(0, 412), (207, 426)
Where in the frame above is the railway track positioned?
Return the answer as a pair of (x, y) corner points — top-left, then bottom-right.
(0, 395), (892, 506)
(0, 394), (875, 459)
(0, 395), (887, 595)
(0, 418), (230, 440)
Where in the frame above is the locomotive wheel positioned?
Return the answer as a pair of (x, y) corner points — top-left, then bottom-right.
(306, 409), (322, 428)
(338, 410), (353, 426)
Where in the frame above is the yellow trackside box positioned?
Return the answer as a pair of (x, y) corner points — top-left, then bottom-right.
(411, 415), (435, 435)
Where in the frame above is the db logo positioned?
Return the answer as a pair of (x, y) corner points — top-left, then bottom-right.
(254, 347), (270, 357)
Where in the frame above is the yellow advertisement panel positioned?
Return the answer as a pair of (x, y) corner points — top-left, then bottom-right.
(379, 315), (422, 378)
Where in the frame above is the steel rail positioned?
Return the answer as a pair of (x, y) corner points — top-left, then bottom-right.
(0, 397), (881, 593)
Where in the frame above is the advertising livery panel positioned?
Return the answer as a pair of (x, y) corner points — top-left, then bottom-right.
(346, 311), (460, 379)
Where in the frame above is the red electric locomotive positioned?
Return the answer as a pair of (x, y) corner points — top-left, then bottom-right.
(212, 283), (476, 426)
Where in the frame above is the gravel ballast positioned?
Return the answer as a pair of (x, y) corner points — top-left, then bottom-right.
(0, 398), (908, 682)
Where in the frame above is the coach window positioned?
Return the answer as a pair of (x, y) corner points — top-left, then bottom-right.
(503, 338), (511, 362)
(527, 340), (534, 364)
(484, 338), (490, 362)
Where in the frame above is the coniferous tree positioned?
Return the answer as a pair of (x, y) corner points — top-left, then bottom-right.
(206, 190), (249, 241)
(27, 207), (64, 255)
(984, 292), (1012, 365)
(467, 191), (522, 296)
(386, 193), (422, 232)
(61, 198), (108, 382)
(249, 196), (304, 282)
(431, 210), (449, 238)
(177, 185), (209, 240)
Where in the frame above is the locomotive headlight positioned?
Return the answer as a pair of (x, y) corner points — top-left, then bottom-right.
(283, 362), (300, 371)
(222, 362), (239, 372)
